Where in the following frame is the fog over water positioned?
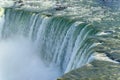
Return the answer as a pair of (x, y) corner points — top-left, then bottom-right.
(0, 37), (61, 80)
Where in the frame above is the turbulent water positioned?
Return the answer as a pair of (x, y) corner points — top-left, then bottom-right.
(0, 15), (61, 80)
(0, 8), (100, 80)
(0, 0), (120, 80)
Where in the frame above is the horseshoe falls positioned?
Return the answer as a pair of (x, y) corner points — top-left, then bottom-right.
(0, 0), (120, 80)
(0, 8), (99, 80)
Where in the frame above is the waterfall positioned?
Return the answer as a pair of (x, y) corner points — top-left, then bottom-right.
(0, 15), (4, 39)
(0, 9), (61, 80)
(0, 8), (99, 80)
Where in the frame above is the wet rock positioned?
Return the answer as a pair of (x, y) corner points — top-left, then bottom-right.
(105, 51), (120, 63)
(58, 60), (120, 80)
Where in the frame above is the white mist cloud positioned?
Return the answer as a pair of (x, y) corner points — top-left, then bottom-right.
(0, 37), (61, 80)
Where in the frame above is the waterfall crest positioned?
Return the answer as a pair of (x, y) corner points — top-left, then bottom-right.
(1, 9), (100, 74)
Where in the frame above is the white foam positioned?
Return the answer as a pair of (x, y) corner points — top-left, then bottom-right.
(90, 53), (119, 63)
(0, 1), (14, 8)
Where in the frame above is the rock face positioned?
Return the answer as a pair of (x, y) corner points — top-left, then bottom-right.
(57, 60), (120, 80)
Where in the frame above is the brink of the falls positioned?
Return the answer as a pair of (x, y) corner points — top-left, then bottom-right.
(0, 0), (120, 80)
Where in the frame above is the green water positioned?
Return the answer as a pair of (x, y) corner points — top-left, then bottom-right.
(0, 0), (120, 80)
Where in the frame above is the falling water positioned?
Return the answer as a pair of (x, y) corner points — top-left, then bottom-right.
(0, 9), (61, 80)
(0, 7), (99, 80)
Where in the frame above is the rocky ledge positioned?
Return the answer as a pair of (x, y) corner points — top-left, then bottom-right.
(57, 60), (120, 80)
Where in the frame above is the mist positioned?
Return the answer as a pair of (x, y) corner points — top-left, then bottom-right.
(0, 37), (61, 80)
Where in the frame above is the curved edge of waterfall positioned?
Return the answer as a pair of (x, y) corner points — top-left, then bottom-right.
(2, 8), (101, 73)
(2, 5), (120, 80)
